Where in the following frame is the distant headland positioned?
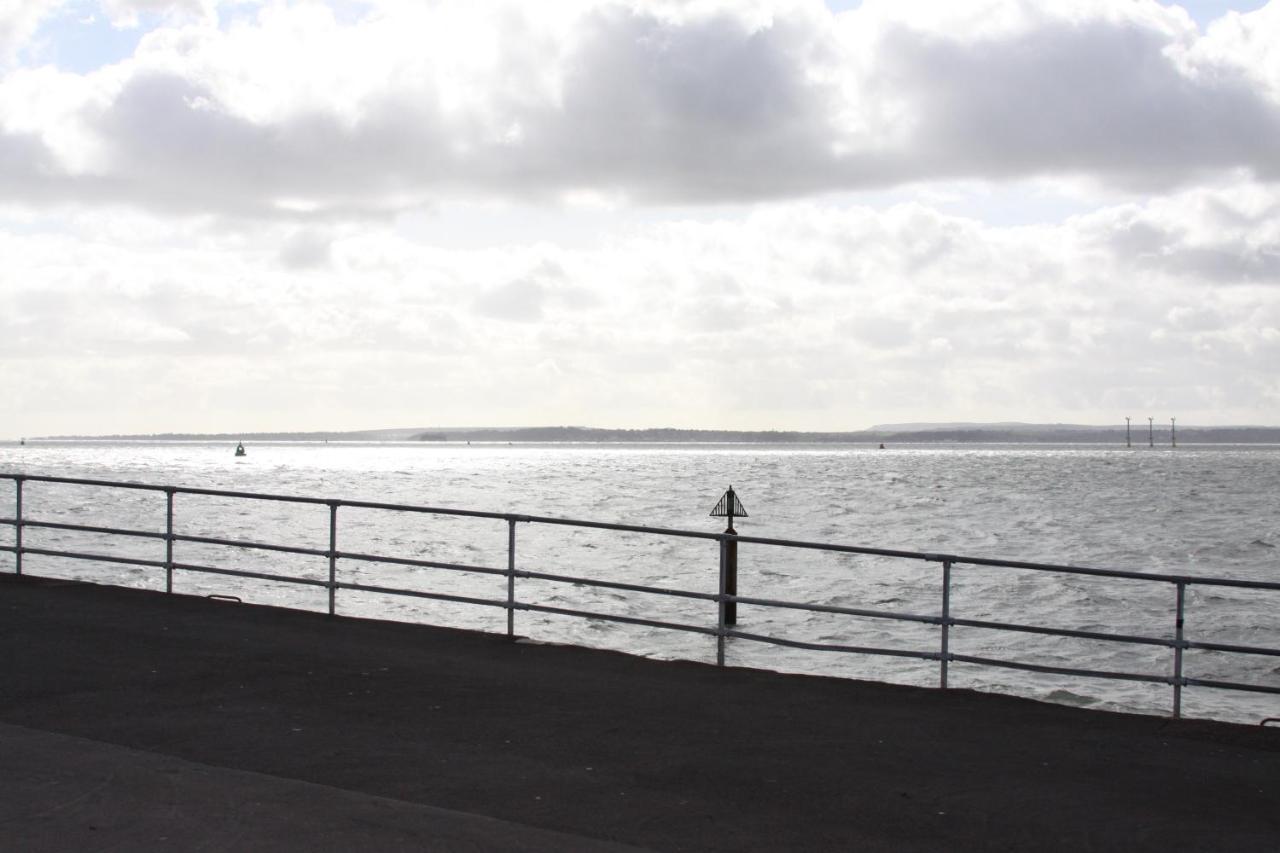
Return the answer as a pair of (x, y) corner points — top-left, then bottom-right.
(29, 423), (1280, 444)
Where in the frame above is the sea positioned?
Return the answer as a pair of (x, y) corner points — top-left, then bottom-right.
(2, 440), (1278, 724)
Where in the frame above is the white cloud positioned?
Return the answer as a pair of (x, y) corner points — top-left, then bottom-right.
(0, 0), (62, 64)
(1075, 182), (1280, 282)
(98, 0), (224, 28)
(2, 180), (1278, 433)
(277, 226), (333, 269)
(2, 0), (1280, 217)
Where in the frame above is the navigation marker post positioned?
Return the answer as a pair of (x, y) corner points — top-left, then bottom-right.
(710, 486), (748, 628)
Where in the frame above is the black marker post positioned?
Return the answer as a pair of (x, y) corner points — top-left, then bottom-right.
(710, 486), (748, 627)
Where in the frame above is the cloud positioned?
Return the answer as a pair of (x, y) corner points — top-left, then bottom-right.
(875, 9), (1280, 188)
(3, 181), (1278, 432)
(3, 2), (1280, 434)
(0, 0), (61, 64)
(475, 277), (547, 322)
(1077, 183), (1280, 283)
(98, 0), (217, 27)
(2, 0), (1280, 217)
(473, 257), (600, 321)
(0, 129), (64, 200)
(277, 227), (333, 269)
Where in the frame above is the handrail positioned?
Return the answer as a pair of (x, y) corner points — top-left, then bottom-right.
(2, 471), (1278, 720)
(6, 472), (1277, 591)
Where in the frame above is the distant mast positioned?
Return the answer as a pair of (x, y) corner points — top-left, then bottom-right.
(1125, 417), (1130, 448)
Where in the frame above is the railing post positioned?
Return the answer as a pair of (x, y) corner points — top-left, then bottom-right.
(1173, 582), (1186, 718)
(717, 537), (729, 666)
(14, 476), (23, 576)
(506, 518), (517, 639)
(940, 559), (952, 689)
(328, 501), (340, 616)
(164, 488), (175, 593)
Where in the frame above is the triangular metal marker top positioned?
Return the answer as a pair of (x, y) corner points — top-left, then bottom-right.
(710, 486), (748, 518)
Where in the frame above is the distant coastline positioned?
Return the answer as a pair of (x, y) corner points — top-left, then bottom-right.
(28, 423), (1280, 444)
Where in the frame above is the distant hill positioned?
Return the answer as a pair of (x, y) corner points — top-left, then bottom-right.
(409, 424), (1280, 444)
(869, 422), (1105, 433)
(37, 428), (431, 442)
(33, 423), (1280, 444)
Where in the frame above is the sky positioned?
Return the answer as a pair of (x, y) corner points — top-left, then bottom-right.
(2, 0), (1279, 435)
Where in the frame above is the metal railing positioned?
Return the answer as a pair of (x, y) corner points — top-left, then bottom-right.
(2, 472), (1278, 718)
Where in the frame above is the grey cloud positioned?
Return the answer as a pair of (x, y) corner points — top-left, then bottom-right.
(847, 313), (912, 349)
(472, 258), (603, 321)
(1105, 217), (1172, 259)
(884, 18), (1280, 188)
(1165, 305), (1226, 332)
(474, 278), (547, 322)
(0, 130), (74, 202)
(1152, 245), (1280, 283)
(7, 5), (1280, 217)
(88, 71), (455, 216)
(278, 229), (333, 270)
(535, 6), (842, 202)
(2, 274), (295, 357)
(1086, 200), (1280, 285)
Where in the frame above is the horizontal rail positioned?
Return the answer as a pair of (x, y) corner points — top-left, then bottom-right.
(16, 546), (167, 570)
(336, 550), (510, 578)
(326, 497), (524, 522)
(20, 543), (1253, 695)
(726, 628), (941, 661)
(16, 519), (166, 541)
(735, 532), (1280, 591)
(1185, 639), (1280, 658)
(732, 594), (942, 626)
(949, 617), (1176, 649)
(728, 534), (949, 562)
(950, 554), (1280, 592)
(5, 474), (337, 505)
(173, 533), (330, 559)
(1183, 677), (1280, 696)
(515, 601), (720, 637)
(336, 580), (511, 611)
(949, 654), (1166, 685)
(0, 473), (720, 539)
(172, 562), (330, 588)
(7, 471), (1279, 591)
(506, 514), (721, 542)
(514, 569), (721, 603)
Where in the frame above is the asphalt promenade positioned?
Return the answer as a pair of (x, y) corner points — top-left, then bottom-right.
(2, 573), (1278, 852)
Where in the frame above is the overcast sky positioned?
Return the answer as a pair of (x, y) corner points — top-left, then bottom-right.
(2, 0), (1278, 435)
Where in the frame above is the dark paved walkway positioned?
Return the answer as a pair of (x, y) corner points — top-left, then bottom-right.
(2, 573), (1277, 852)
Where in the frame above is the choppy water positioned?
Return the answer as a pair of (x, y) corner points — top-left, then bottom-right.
(2, 440), (1278, 723)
